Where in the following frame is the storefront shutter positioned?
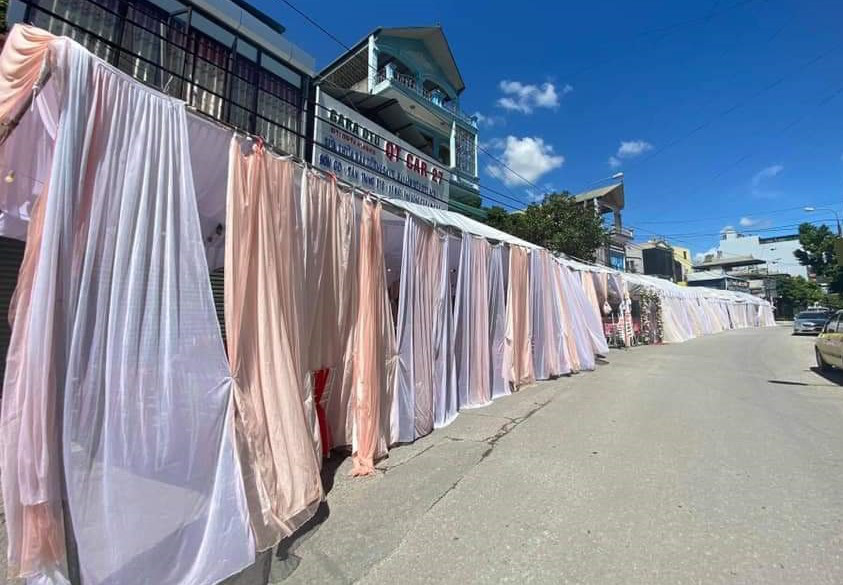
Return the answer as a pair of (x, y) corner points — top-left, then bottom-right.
(210, 267), (226, 348)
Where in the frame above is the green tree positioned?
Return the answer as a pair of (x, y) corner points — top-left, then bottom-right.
(773, 274), (824, 317)
(794, 222), (843, 293)
(484, 193), (610, 262)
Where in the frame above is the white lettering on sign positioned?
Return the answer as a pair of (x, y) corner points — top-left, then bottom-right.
(312, 91), (449, 208)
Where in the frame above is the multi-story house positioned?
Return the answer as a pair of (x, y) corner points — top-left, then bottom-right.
(314, 26), (481, 215)
(573, 182), (633, 270)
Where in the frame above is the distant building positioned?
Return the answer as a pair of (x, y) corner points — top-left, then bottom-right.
(573, 182), (631, 271)
(316, 26), (479, 214)
(637, 239), (690, 283)
(625, 242), (644, 274)
(692, 252), (779, 299)
(687, 270), (750, 292)
(716, 229), (806, 278)
(672, 246), (693, 284)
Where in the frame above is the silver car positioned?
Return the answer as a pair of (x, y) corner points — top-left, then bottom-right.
(793, 310), (832, 335)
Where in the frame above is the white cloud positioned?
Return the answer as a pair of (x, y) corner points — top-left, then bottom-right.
(607, 140), (653, 168)
(473, 112), (504, 128)
(694, 247), (717, 263)
(617, 140), (653, 158)
(496, 80), (571, 114)
(738, 216), (772, 229)
(751, 164), (783, 187)
(486, 136), (565, 187)
(720, 225), (735, 234)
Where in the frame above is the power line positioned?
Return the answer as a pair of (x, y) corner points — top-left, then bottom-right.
(616, 41), (842, 176)
(277, 0), (540, 207)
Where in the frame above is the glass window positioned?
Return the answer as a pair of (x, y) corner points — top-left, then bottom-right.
(455, 126), (475, 175)
(31, 0), (120, 61)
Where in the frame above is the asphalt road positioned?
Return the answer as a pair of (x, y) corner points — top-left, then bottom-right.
(268, 325), (843, 585)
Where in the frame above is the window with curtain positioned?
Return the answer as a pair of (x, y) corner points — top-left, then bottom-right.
(26, 0), (304, 155)
(30, 0), (120, 61)
(256, 70), (301, 156)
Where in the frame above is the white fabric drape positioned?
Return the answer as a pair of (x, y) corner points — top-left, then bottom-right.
(1, 34), (254, 585)
(432, 230), (458, 427)
(394, 216), (437, 442)
(531, 250), (568, 379)
(488, 244), (509, 399)
(554, 262), (599, 371)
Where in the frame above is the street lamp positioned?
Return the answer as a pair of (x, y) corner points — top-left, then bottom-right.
(804, 206), (842, 236)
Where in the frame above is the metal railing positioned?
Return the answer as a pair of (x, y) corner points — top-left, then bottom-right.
(376, 68), (476, 126)
(21, 0), (308, 156)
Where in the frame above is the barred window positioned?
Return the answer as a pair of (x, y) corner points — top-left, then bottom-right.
(455, 126), (475, 176)
(26, 0), (304, 157)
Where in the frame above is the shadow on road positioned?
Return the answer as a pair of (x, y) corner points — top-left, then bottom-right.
(768, 367), (843, 388)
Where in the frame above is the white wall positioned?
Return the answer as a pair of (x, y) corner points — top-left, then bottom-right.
(718, 231), (806, 278)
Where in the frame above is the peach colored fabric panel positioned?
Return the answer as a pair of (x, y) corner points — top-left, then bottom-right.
(503, 246), (535, 389)
(225, 142), (323, 550)
(0, 25), (55, 123)
(351, 199), (396, 475)
(454, 235), (492, 408)
(0, 186), (65, 580)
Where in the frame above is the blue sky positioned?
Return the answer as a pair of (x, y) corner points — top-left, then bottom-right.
(254, 0), (843, 260)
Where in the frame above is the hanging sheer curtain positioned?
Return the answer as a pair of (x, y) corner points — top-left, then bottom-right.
(503, 246), (534, 390)
(571, 268), (609, 356)
(433, 231), (458, 427)
(488, 244), (508, 399)
(531, 250), (567, 379)
(555, 262), (598, 371)
(454, 235), (492, 409)
(394, 215), (437, 442)
(300, 174), (357, 457)
(1, 27), (255, 585)
(225, 140), (323, 551)
(350, 198), (396, 475)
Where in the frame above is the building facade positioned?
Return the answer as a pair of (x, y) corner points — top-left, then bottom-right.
(573, 182), (632, 271)
(316, 27), (480, 215)
(10, 0), (315, 156)
(716, 229), (806, 278)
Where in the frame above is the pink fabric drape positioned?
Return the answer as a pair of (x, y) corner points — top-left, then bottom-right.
(454, 235), (492, 409)
(301, 175), (357, 456)
(503, 246), (535, 389)
(225, 142), (323, 550)
(0, 26), (64, 580)
(351, 198), (396, 476)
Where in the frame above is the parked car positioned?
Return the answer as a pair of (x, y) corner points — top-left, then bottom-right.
(815, 311), (843, 370)
(793, 310), (832, 335)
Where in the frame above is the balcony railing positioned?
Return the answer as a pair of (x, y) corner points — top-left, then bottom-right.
(610, 226), (635, 241)
(376, 68), (476, 127)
